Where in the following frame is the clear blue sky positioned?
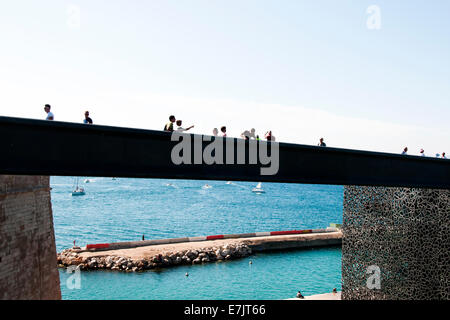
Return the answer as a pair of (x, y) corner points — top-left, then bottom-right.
(1, 0), (449, 154)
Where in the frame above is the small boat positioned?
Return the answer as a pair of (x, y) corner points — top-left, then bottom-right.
(84, 179), (91, 183)
(202, 184), (212, 189)
(72, 178), (86, 196)
(226, 181), (232, 185)
(72, 187), (86, 196)
(252, 182), (265, 194)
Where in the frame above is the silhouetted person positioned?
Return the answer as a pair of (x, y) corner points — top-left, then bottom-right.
(442, 152), (447, 159)
(402, 147), (408, 155)
(176, 120), (194, 132)
(420, 148), (425, 157)
(221, 126), (227, 137)
(164, 115), (176, 132)
(318, 138), (326, 147)
(296, 291), (304, 299)
(265, 131), (275, 141)
(241, 128), (256, 140)
(44, 104), (54, 120)
(83, 111), (93, 124)
(213, 128), (219, 136)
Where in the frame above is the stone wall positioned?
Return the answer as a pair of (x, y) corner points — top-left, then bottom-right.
(0, 175), (61, 300)
(342, 186), (449, 300)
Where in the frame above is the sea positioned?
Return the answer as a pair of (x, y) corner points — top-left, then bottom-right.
(51, 176), (343, 300)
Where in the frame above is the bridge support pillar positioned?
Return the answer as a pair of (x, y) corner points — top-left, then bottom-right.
(342, 186), (449, 300)
(0, 175), (61, 300)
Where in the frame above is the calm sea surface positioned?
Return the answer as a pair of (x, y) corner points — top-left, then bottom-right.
(51, 177), (343, 300)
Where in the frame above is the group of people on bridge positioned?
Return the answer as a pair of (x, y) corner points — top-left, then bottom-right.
(43, 105), (447, 158)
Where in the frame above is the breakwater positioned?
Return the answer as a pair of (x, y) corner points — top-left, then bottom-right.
(57, 229), (342, 272)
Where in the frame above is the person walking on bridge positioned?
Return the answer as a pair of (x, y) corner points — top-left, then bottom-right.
(442, 152), (447, 159)
(420, 148), (426, 157)
(83, 111), (93, 124)
(164, 115), (176, 132)
(44, 104), (54, 120)
(241, 128), (256, 140)
(176, 120), (194, 132)
(265, 131), (275, 141)
(318, 137), (327, 147)
(220, 126), (227, 137)
(401, 147), (408, 155)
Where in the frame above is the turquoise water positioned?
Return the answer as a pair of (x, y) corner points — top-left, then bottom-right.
(51, 177), (343, 300)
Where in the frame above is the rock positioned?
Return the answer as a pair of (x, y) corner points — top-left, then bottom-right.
(187, 250), (198, 259)
(169, 254), (178, 261)
(225, 255), (232, 260)
(193, 258), (201, 264)
(201, 257), (209, 263)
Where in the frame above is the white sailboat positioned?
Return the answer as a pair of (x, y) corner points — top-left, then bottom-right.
(72, 178), (86, 196)
(252, 182), (265, 193)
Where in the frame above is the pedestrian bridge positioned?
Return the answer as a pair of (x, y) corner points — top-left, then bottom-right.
(0, 116), (449, 300)
(1, 116), (449, 188)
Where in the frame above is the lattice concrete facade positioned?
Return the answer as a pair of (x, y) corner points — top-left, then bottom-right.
(342, 186), (449, 300)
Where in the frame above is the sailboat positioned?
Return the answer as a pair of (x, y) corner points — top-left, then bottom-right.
(252, 182), (265, 194)
(72, 178), (86, 196)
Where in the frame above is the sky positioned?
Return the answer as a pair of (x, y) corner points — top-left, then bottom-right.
(0, 0), (449, 155)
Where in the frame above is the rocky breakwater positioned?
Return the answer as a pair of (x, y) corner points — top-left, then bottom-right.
(57, 243), (252, 272)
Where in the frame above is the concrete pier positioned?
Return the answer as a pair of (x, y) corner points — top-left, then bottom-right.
(58, 231), (342, 272)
